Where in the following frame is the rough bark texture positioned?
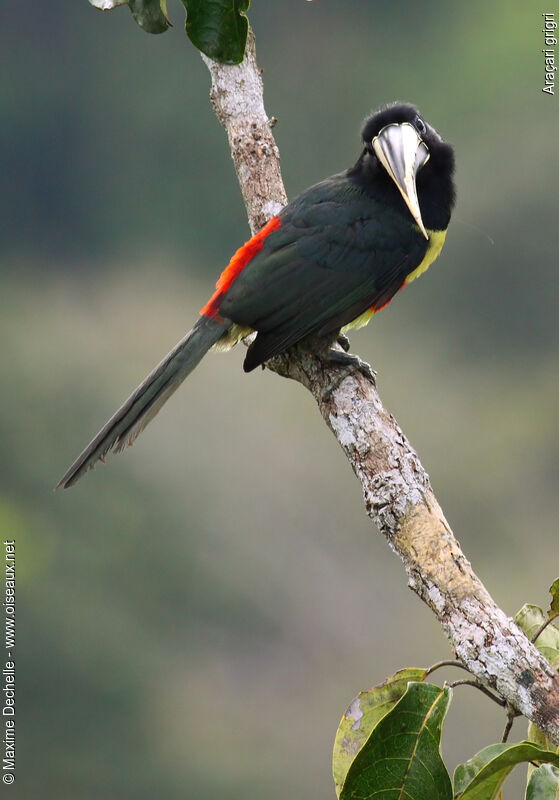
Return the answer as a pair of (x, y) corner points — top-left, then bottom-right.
(201, 36), (559, 742)
(201, 31), (287, 235)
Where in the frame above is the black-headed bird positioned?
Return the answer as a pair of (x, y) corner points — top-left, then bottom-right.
(57, 102), (455, 488)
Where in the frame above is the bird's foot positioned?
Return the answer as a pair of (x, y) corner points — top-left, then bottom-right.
(336, 333), (351, 352)
(321, 349), (377, 401)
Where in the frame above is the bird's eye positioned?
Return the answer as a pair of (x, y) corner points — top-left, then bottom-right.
(415, 116), (426, 135)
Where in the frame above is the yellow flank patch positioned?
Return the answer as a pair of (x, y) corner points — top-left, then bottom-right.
(341, 308), (376, 333)
(406, 228), (447, 283)
(213, 323), (253, 351)
(343, 228), (447, 333)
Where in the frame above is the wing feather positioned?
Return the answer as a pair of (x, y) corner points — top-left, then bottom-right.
(218, 173), (428, 370)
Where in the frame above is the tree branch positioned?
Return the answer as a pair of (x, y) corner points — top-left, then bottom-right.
(200, 33), (287, 234)
(201, 33), (559, 743)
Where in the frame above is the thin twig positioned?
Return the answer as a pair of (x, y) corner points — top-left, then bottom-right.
(501, 704), (520, 743)
(448, 679), (507, 708)
(425, 659), (471, 678)
(531, 613), (559, 644)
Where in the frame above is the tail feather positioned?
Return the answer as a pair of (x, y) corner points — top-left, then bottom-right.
(56, 315), (232, 489)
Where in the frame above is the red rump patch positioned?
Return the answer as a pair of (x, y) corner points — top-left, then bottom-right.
(200, 216), (282, 318)
(368, 280), (407, 315)
(373, 281), (406, 313)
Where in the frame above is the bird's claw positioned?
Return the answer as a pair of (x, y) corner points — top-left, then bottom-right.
(321, 348), (377, 401)
(336, 333), (351, 352)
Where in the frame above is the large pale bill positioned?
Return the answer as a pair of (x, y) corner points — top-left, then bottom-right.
(372, 122), (430, 239)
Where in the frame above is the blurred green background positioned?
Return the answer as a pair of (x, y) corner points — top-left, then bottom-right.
(3, 1), (558, 797)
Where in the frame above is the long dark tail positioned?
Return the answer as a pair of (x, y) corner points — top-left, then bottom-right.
(56, 315), (232, 489)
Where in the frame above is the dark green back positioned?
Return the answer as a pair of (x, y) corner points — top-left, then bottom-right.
(219, 173), (429, 370)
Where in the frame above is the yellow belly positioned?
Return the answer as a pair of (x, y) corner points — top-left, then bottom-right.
(406, 228), (447, 283)
(342, 228), (447, 333)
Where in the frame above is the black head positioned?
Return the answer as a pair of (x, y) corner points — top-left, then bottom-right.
(353, 102), (455, 233)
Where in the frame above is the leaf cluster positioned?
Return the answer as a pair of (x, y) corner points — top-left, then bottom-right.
(89, 0), (249, 63)
(332, 581), (559, 799)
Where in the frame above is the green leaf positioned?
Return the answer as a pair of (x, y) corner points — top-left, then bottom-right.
(526, 722), (559, 784)
(515, 603), (546, 639)
(454, 741), (559, 800)
(549, 579), (559, 617)
(332, 668), (428, 797)
(528, 720), (554, 751)
(526, 764), (559, 800)
(515, 604), (559, 666)
(339, 681), (452, 800)
(128, 0), (170, 34)
(88, 0), (249, 58)
(88, 0), (171, 33)
(526, 706), (559, 775)
(180, 0), (250, 64)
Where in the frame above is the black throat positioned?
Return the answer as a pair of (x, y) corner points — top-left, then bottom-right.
(348, 146), (455, 233)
